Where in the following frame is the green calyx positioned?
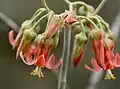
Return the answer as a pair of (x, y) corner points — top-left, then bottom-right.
(23, 28), (37, 43)
(52, 30), (60, 48)
(106, 30), (114, 40)
(90, 29), (104, 40)
(21, 20), (40, 33)
(75, 32), (88, 44)
(104, 36), (114, 50)
(72, 22), (82, 35)
(34, 34), (44, 44)
(45, 37), (53, 49)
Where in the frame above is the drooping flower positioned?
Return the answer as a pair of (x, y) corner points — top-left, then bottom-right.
(31, 53), (62, 79)
(43, 14), (63, 38)
(85, 31), (120, 80)
(43, 11), (77, 38)
(19, 36), (62, 79)
(72, 32), (87, 67)
(8, 20), (39, 59)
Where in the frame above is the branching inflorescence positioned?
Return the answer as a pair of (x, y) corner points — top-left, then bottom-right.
(7, 0), (120, 88)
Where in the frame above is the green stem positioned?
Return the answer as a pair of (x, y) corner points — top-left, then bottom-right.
(30, 8), (47, 23)
(90, 16), (103, 29)
(58, 27), (71, 89)
(41, 0), (50, 11)
(77, 16), (99, 29)
(93, 0), (108, 15)
(80, 21), (85, 34)
(62, 27), (71, 89)
(45, 11), (54, 31)
(31, 8), (46, 19)
(96, 15), (110, 31)
(31, 14), (48, 29)
(57, 28), (66, 89)
(65, 0), (71, 4)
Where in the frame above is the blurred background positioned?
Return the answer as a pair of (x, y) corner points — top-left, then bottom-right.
(0, 0), (120, 89)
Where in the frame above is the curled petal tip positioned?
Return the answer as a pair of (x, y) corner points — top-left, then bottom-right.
(9, 30), (15, 46)
(52, 58), (63, 71)
(45, 54), (56, 69)
(85, 64), (96, 72)
(20, 51), (24, 60)
(91, 58), (102, 71)
(114, 53), (120, 67)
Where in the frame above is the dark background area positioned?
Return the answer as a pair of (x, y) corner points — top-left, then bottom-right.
(0, 0), (120, 89)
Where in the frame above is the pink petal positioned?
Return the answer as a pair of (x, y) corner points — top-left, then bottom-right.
(9, 30), (15, 46)
(65, 17), (77, 23)
(52, 58), (63, 71)
(20, 48), (37, 65)
(45, 54), (55, 69)
(85, 64), (96, 72)
(45, 24), (58, 38)
(26, 47), (33, 62)
(114, 53), (120, 67)
(13, 31), (22, 49)
(91, 58), (102, 71)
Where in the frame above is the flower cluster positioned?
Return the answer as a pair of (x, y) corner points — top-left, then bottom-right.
(8, 8), (77, 79)
(8, 0), (120, 80)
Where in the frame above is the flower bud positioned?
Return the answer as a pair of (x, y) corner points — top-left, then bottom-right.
(72, 32), (87, 67)
(45, 37), (53, 50)
(75, 32), (88, 44)
(72, 22), (82, 35)
(34, 34), (44, 44)
(90, 29), (105, 40)
(21, 20), (40, 33)
(21, 20), (33, 29)
(107, 30), (114, 40)
(52, 30), (60, 48)
(23, 28), (37, 43)
(104, 37), (114, 50)
(78, 6), (87, 16)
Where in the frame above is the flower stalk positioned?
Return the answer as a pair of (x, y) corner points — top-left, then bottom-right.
(93, 0), (108, 15)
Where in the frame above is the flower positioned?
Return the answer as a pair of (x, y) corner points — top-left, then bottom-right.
(72, 32), (87, 67)
(85, 31), (120, 80)
(20, 38), (62, 79)
(31, 54), (62, 79)
(8, 20), (39, 59)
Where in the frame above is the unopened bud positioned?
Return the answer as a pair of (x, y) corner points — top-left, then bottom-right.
(34, 34), (44, 44)
(45, 37), (53, 49)
(75, 32), (87, 44)
(21, 20), (40, 33)
(107, 30), (114, 40)
(90, 29), (105, 40)
(52, 30), (60, 48)
(23, 28), (37, 43)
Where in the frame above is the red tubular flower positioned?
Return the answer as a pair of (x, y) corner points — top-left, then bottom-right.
(85, 37), (105, 72)
(85, 31), (120, 80)
(20, 38), (62, 79)
(30, 53), (62, 79)
(72, 32), (87, 67)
